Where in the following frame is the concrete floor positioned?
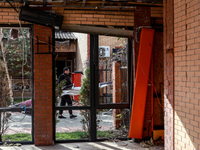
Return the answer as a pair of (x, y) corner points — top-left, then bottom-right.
(2, 111), (164, 150)
(0, 141), (164, 150)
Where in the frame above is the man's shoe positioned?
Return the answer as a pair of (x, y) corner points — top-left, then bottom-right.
(58, 115), (66, 119)
(70, 114), (77, 119)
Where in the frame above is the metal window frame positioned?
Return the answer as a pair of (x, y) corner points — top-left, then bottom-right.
(0, 25), (34, 145)
(53, 34), (133, 142)
(96, 37), (132, 109)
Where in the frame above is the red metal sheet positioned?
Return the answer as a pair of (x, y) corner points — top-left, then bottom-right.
(129, 28), (155, 139)
(71, 73), (82, 100)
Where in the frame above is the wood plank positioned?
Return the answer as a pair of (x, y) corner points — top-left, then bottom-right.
(61, 25), (134, 37)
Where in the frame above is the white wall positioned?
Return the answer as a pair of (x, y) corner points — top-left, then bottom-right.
(73, 32), (88, 77)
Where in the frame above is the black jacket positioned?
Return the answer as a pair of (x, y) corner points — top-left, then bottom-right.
(58, 73), (73, 90)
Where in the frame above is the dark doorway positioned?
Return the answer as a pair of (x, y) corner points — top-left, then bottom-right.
(55, 60), (65, 78)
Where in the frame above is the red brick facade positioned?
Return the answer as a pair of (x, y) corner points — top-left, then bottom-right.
(163, 0), (174, 149)
(52, 7), (134, 27)
(33, 24), (54, 145)
(173, 0), (200, 150)
(164, 0), (200, 150)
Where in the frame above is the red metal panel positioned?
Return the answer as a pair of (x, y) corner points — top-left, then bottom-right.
(71, 73), (82, 101)
(71, 73), (81, 87)
(129, 28), (155, 139)
(74, 73), (82, 87)
(142, 58), (153, 138)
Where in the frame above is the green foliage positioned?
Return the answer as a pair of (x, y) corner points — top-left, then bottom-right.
(56, 131), (87, 140)
(79, 68), (90, 136)
(0, 28), (31, 78)
(55, 79), (66, 124)
(79, 68), (90, 106)
(2, 130), (115, 141)
(0, 28), (31, 141)
(79, 68), (102, 138)
(55, 79), (66, 106)
(56, 131), (112, 140)
(2, 133), (32, 142)
(97, 130), (113, 138)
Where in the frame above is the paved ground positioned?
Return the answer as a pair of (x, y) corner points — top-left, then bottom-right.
(0, 141), (164, 150)
(2, 110), (164, 150)
(5, 110), (115, 135)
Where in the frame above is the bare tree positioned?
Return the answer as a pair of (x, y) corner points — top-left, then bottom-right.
(0, 29), (14, 105)
(0, 60), (11, 141)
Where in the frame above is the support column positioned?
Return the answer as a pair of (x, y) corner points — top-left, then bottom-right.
(33, 24), (54, 145)
(163, 0), (174, 149)
(112, 61), (121, 128)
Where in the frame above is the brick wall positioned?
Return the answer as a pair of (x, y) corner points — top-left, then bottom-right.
(0, 3), (26, 24)
(164, 0), (200, 150)
(52, 8), (134, 27)
(0, 3), (162, 27)
(174, 0), (200, 150)
(164, 50), (174, 149)
(163, 0), (174, 149)
(99, 36), (127, 50)
(33, 24), (54, 145)
(0, 4), (18, 23)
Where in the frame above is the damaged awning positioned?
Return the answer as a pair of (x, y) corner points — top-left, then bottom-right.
(55, 30), (77, 52)
(55, 30), (77, 40)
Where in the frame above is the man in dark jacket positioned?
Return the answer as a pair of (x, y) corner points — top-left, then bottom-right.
(58, 67), (77, 119)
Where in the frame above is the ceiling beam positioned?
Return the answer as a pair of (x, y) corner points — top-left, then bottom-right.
(82, 0), (86, 6)
(101, 0), (105, 6)
(63, 0), (66, 6)
(17, 0), (162, 7)
(43, 0), (46, 7)
(61, 25), (134, 37)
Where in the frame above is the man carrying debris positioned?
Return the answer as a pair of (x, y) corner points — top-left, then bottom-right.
(58, 67), (77, 119)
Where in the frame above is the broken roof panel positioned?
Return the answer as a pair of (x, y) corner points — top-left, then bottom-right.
(55, 30), (77, 40)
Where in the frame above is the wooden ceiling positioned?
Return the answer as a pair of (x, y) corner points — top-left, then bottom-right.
(3, 0), (163, 8)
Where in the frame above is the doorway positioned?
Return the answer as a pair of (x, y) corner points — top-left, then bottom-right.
(54, 34), (132, 142)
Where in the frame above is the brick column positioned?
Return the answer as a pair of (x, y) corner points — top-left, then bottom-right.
(134, 6), (151, 67)
(33, 24), (54, 145)
(112, 61), (121, 129)
(163, 0), (174, 149)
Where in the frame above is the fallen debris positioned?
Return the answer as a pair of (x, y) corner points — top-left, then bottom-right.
(139, 137), (164, 149)
(3, 142), (22, 147)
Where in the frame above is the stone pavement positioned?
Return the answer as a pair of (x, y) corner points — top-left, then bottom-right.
(5, 110), (115, 134)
